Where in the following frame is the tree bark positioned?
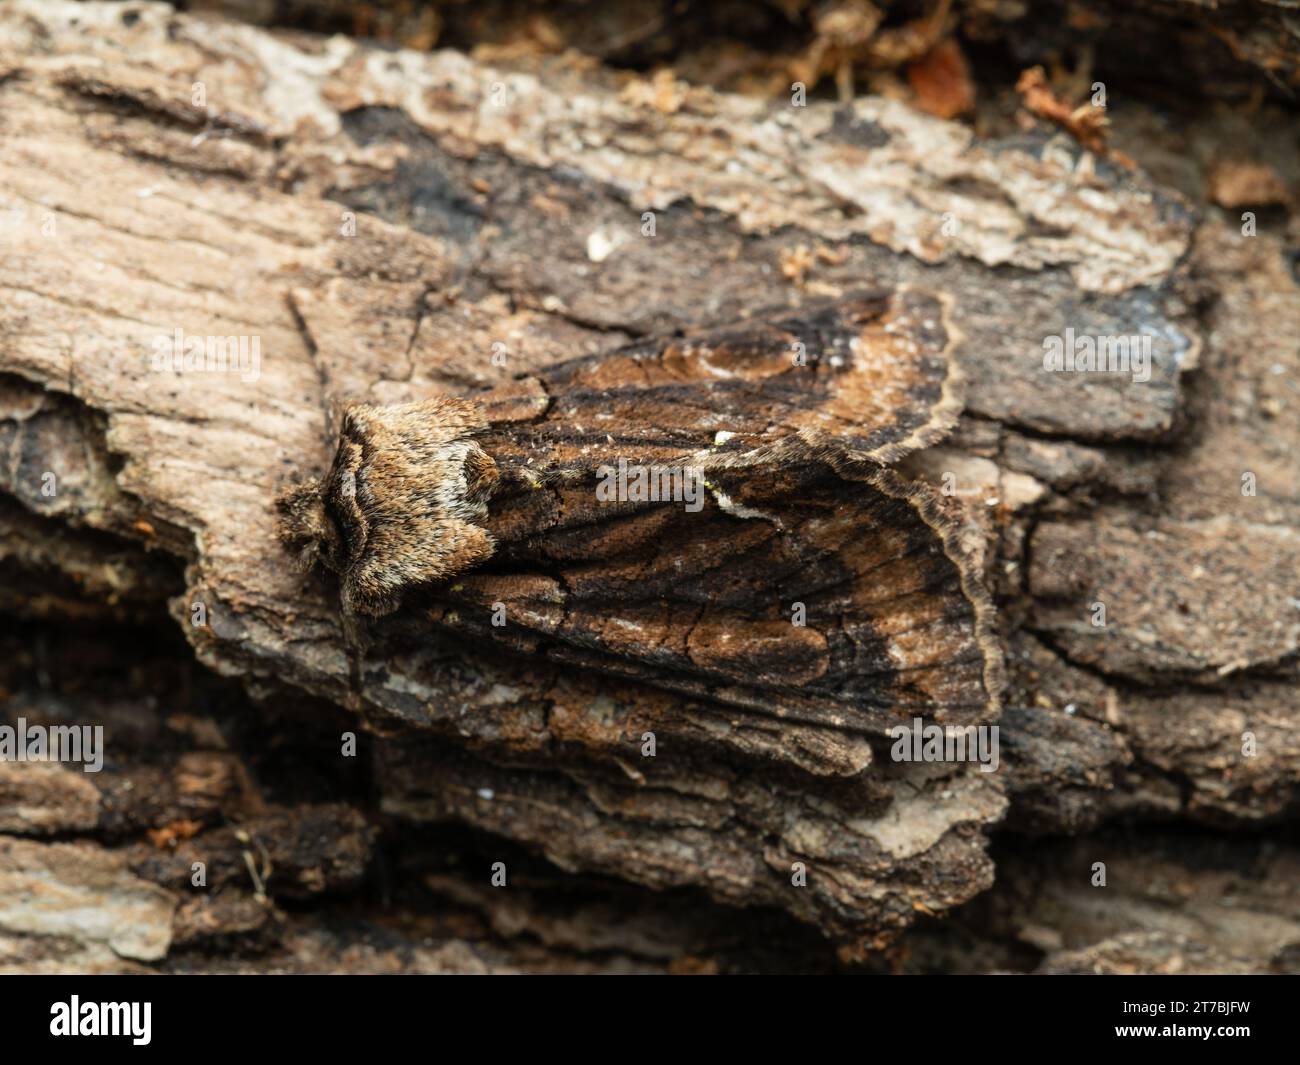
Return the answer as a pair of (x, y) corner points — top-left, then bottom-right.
(0, 0), (1296, 973)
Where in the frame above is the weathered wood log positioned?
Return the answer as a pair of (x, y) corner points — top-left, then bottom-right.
(0, 0), (1297, 971)
(186, 0), (1300, 102)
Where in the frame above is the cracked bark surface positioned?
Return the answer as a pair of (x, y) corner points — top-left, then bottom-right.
(0, 0), (1296, 972)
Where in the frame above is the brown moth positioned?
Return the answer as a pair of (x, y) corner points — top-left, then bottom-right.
(277, 395), (500, 616)
(278, 290), (1003, 732)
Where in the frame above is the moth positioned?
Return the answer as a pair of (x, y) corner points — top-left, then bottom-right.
(278, 290), (1003, 733)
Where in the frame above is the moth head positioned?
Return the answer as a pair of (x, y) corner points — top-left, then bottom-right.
(275, 437), (368, 578)
(277, 397), (500, 617)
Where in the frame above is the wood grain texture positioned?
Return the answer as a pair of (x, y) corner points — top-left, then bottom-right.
(0, 0), (1296, 971)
